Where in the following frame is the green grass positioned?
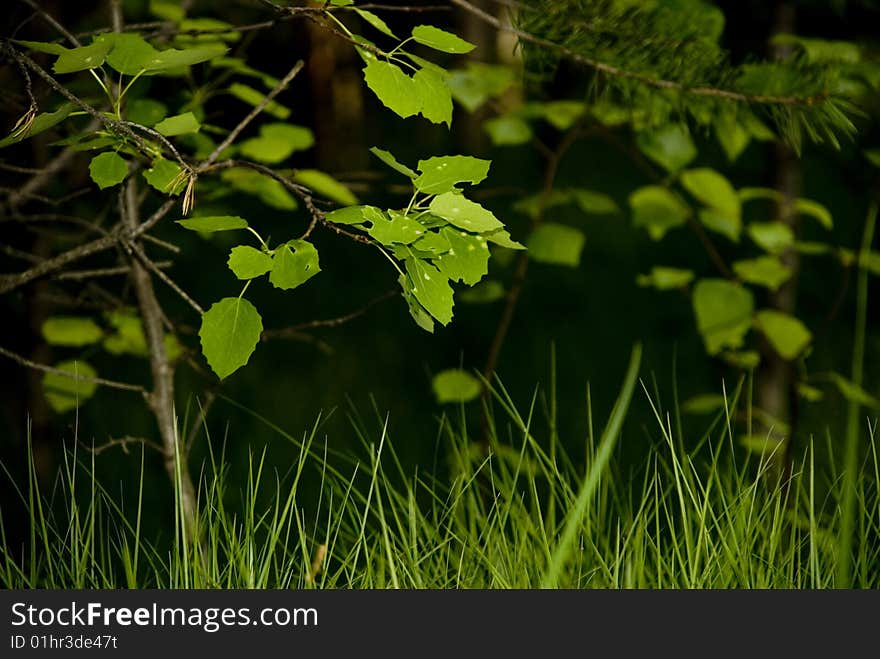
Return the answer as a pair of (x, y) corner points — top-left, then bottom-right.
(1, 346), (878, 589)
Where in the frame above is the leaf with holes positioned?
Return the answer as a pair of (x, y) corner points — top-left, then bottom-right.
(89, 152), (128, 190)
(432, 227), (489, 285)
(228, 245), (273, 280)
(429, 192), (502, 232)
(269, 240), (321, 290)
(325, 205), (385, 226)
(403, 253), (454, 325)
(199, 297), (263, 379)
(414, 156), (490, 195)
(398, 274), (434, 333)
(98, 33), (159, 74)
(145, 43), (228, 72)
(368, 212), (426, 245)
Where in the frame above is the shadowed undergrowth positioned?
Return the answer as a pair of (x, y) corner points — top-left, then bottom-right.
(1, 347), (878, 589)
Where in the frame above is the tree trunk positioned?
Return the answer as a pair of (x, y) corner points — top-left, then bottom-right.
(121, 180), (198, 537)
(756, 1), (802, 472)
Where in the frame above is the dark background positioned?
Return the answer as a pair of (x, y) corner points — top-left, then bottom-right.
(1, 0), (878, 547)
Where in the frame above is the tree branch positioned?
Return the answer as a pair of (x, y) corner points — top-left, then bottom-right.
(0, 344), (148, 394)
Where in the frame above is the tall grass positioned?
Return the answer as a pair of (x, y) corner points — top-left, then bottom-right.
(1, 346), (878, 589)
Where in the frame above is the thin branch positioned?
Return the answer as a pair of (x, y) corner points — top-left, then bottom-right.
(262, 289), (398, 339)
(17, 0), (82, 47)
(0, 344), (148, 394)
(199, 59), (305, 170)
(86, 435), (164, 455)
(126, 240), (204, 314)
(55, 261), (172, 281)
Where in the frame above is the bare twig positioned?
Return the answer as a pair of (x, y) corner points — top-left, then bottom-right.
(262, 289), (398, 340)
(56, 262), (172, 281)
(199, 60), (305, 170)
(87, 435), (164, 455)
(0, 344), (148, 394)
(125, 240), (204, 314)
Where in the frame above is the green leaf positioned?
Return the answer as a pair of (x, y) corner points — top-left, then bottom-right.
(794, 198), (833, 230)
(754, 310), (811, 360)
(527, 223), (585, 267)
(680, 168), (741, 219)
(432, 228), (490, 285)
(89, 152), (128, 190)
(723, 350), (761, 370)
(325, 205), (384, 226)
(414, 230), (451, 254)
(370, 147), (417, 178)
(692, 279), (754, 355)
(629, 186), (690, 241)
(143, 158), (185, 195)
(103, 310), (181, 360)
(733, 256), (792, 291)
(698, 209), (741, 242)
(459, 279), (505, 304)
(404, 253), (454, 325)
(41, 317), (103, 347)
(99, 33), (159, 75)
(145, 43), (228, 72)
(524, 101), (586, 130)
(176, 18), (241, 44)
(714, 114), (751, 163)
(177, 215), (248, 232)
(199, 298), (263, 379)
(228, 83), (290, 119)
(363, 59), (420, 119)
(412, 68), (454, 127)
(127, 98), (167, 126)
(432, 369), (481, 403)
(149, 0), (185, 21)
(866, 149), (880, 168)
(570, 189), (619, 215)
(154, 112), (200, 136)
(415, 156), (491, 195)
(748, 221), (795, 254)
(239, 123), (314, 163)
(220, 168), (297, 210)
(368, 212), (427, 245)
(429, 192), (503, 233)
(484, 116), (532, 146)
(739, 187), (783, 204)
(0, 104), (75, 148)
(636, 124), (697, 173)
(42, 360), (98, 413)
(484, 228), (525, 250)
(411, 25), (475, 54)
(293, 169), (357, 205)
(637, 266), (694, 290)
(682, 394), (725, 415)
(354, 8), (396, 38)
(446, 63), (515, 112)
(13, 39), (69, 55)
(53, 39), (112, 74)
(827, 373), (880, 409)
(269, 240), (321, 290)
(228, 245), (273, 280)
(399, 274), (434, 333)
